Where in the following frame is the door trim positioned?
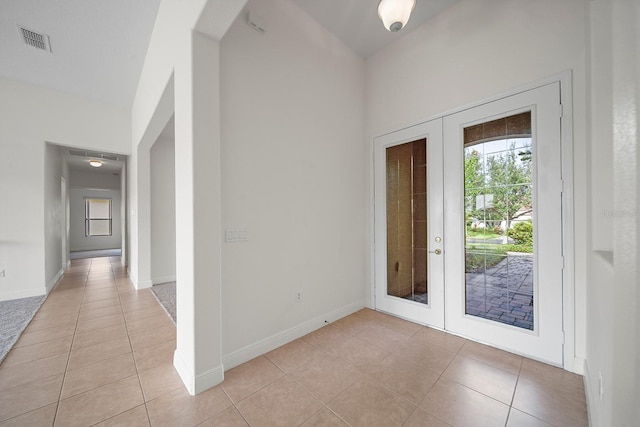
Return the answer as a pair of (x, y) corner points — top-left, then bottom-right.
(373, 120), (445, 328)
(369, 71), (576, 372)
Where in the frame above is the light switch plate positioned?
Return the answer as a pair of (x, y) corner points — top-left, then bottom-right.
(226, 228), (248, 243)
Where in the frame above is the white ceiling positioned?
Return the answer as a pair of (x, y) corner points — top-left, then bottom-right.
(293, 0), (459, 58)
(0, 0), (160, 111)
(3, 0), (459, 177)
(1, 0), (460, 113)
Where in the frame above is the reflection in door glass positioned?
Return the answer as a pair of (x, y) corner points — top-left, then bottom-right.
(386, 139), (428, 304)
(463, 112), (534, 330)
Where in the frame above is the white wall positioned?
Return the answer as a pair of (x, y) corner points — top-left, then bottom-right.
(68, 188), (122, 252)
(365, 0), (588, 367)
(131, 0), (247, 393)
(120, 163), (128, 266)
(585, 0), (640, 425)
(220, 0), (366, 358)
(128, 0), (207, 289)
(70, 171), (121, 189)
(150, 136), (176, 283)
(585, 2), (615, 424)
(0, 77), (130, 301)
(43, 144), (67, 293)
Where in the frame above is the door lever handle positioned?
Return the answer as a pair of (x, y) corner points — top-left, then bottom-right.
(429, 249), (442, 255)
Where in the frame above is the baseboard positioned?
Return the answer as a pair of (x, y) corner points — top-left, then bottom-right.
(70, 247), (121, 252)
(173, 349), (224, 395)
(173, 349), (193, 394)
(137, 279), (153, 290)
(128, 271), (153, 290)
(194, 365), (225, 394)
(152, 275), (176, 285)
(0, 287), (47, 302)
(47, 268), (64, 294)
(128, 269), (137, 287)
(583, 359), (596, 427)
(572, 356), (585, 375)
(0, 268), (62, 302)
(223, 300), (365, 371)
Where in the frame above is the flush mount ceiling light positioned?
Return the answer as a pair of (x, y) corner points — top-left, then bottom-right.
(89, 160), (103, 168)
(378, 0), (416, 32)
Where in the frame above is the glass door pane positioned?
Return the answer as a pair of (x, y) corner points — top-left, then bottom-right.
(386, 139), (427, 304)
(463, 112), (534, 330)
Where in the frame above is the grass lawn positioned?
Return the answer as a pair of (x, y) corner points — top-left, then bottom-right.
(465, 228), (502, 240)
(465, 242), (532, 272)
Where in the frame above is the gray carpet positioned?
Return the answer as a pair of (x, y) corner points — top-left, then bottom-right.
(151, 281), (176, 324)
(0, 295), (46, 364)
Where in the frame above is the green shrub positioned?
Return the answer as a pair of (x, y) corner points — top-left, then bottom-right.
(503, 244), (533, 253)
(507, 221), (533, 245)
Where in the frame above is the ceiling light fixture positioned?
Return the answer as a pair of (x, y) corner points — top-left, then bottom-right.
(378, 0), (416, 32)
(89, 160), (103, 168)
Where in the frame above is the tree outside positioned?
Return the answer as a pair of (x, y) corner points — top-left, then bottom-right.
(464, 138), (534, 270)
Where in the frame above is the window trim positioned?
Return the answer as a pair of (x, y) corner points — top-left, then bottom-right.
(85, 198), (113, 237)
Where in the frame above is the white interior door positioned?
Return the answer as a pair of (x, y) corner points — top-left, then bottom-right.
(374, 119), (444, 328)
(443, 82), (564, 365)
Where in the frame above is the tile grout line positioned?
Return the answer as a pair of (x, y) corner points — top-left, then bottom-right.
(106, 257), (150, 425)
(503, 357), (525, 426)
(0, 262), (89, 425)
(55, 257), (143, 426)
(12, 261), (584, 427)
(271, 357), (354, 427)
(298, 321), (424, 422)
(76, 256), (154, 426)
(52, 257), (91, 427)
(112, 257), (157, 426)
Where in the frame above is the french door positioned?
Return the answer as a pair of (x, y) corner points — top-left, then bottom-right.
(374, 82), (565, 365)
(374, 119), (445, 328)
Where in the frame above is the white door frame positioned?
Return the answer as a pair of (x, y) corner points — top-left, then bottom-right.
(370, 72), (576, 371)
(374, 119), (445, 328)
(61, 176), (68, 270)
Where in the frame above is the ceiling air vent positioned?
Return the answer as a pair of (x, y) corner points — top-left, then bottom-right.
(69, 150), (88, 157)
(17, 25), (51, 52)
(69, 150), (122, 162)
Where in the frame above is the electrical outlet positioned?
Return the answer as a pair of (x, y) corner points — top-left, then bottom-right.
(296, 291), (302, 302)
(0, 269), (5, 278)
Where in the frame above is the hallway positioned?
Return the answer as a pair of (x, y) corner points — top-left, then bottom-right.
(0, 257), (587, 426)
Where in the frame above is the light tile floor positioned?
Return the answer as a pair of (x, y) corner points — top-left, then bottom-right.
(0, 257), (588, 426)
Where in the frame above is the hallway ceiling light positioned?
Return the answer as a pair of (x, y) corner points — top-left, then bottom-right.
(89, 160), (103, 168)
(378, 0), (416, 32)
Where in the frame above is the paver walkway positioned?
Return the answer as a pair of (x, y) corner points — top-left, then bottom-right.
(465, 253), (534, 330)
(399, 252), (534, 330)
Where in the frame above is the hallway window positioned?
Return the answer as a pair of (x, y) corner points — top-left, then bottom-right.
(85, 198), (112, 236)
